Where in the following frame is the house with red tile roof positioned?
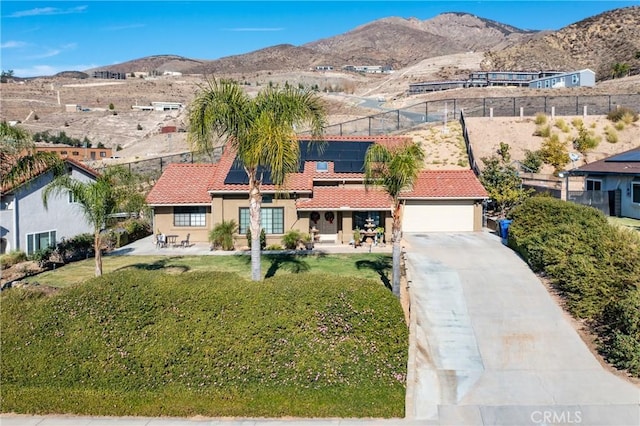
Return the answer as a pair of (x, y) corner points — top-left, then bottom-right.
(145, 136), (488, 246)
(0, 158), (99, 255)
(568, 147), (640, 219)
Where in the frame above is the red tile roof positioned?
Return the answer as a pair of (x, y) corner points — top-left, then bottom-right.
(146, 163), (216, 205)
(401, 170), (488, 199)
(296, 186), (393, 210)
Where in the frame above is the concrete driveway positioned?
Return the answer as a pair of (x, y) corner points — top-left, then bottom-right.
(404, 232), (639, 425)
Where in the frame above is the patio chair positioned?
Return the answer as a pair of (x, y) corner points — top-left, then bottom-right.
(180, 233), (190, 248)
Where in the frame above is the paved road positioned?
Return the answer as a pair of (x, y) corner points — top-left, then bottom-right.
(404, 232), (640, 425)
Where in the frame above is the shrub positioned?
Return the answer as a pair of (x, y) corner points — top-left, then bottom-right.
(56, 234), (94, 262)
(28, 246), (54, 267)
(534, 112), (547, 125)
(508, 197), (640, 377)
(614, 121), (625, 131)
(265, 244), (283, 251)
(122, 218), (151, 241)
(533, 124), (551, 137)
(604, 126), (619, 143)
(282, 229), (304, 250)
(522, 149), (543, 173)
(0, 250), (27, 269)
(607, 106), (638, 123)
(572, 124), (600, 155)
(540, 133), (569, 173)
(136, 123), (143, 130)
(246, 228), (266, 250)
(554, 118), (570, 133)
(108, 103), (115, 110)
(571, 118), (583, 128)
(209, 220), (238, 251)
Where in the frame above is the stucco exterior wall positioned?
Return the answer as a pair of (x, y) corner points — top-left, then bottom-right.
(152, 205), (212, 243)
(1, 166), (95, 254)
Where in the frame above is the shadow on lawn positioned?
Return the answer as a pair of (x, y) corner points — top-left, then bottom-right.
(116, 256), (190, 273)
(355, 256), (392, 290)
(264, 253), (311, 278)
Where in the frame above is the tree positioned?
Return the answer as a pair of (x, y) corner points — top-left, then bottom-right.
(480, 152), (532, 219)
(0, 121), (62, 189)
(611, 62), (630, 79)
(364, 141), (425, 297)
(188, 78), (326, 281)
(540, 133), (570, 174)
(42, 167), (146, 277)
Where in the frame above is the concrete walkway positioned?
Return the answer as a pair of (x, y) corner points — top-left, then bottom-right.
(404, 232), (640, 425)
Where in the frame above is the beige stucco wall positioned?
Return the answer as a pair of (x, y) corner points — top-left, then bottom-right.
(473, 202), (483, 231)
(152, 205), (212, 243)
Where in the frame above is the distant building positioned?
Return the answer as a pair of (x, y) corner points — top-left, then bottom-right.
(92, 70), (127, 80)
(407, 69), (594, 94)
(315, 66), (334, 71)
(162, 71), (183, 76)
(342, 65), (393, 74)
(65, 104), (81, 112)
(35, 146), (113, 162)
(151, 101), (183, 111)
(528, 69), (596, 89)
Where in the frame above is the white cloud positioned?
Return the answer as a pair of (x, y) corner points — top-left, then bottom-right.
(14, 63), (98, 78)
(0, 41), (27, 49)
(25, 43), (77, 59)
(9, 5), (88, 18)
(224, 27), (284, 32)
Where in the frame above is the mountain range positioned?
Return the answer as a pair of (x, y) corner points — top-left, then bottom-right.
(86, 6), (640, 80)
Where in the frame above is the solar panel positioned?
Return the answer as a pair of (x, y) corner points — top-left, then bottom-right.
(606, 150), (640, 162)
(225, 140), (374, 183)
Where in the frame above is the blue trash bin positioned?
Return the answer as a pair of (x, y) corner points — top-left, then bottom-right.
(499, 219), (512, 241)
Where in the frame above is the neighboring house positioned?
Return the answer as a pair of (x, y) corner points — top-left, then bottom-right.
(568, 147), (640, 219)
(0, 159), (99, 255)
(528, 69), (596, 89)
(35, 145), (113, 162)
(145, 136), (488, 246)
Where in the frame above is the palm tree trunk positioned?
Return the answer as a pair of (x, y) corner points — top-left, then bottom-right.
(249, 184), (262, 281)
(94, 231), (103, 277)
(391, 204), (403, 297)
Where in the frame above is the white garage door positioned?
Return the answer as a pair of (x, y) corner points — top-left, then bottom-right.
(402, 200), (475, 232)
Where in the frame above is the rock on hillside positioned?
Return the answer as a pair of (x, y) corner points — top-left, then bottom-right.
(481, 6), (640, 79)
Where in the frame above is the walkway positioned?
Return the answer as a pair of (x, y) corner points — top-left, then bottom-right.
(404, 232), (639, 425)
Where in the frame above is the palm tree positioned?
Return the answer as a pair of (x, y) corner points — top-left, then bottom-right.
(42, 167), (144, 277)
(1, 121), (62, 189)
(188, 78), (326, 281)
(364, 141), (425, 297)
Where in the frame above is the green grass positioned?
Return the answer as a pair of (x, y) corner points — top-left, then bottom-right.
(25, 253), (393, 289)
(1, 270), (407, 417)
(608, 216), (640, 232)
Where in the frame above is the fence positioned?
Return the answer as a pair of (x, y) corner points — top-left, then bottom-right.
(90, 147), (223, 181)
(323, 93), (640, 136)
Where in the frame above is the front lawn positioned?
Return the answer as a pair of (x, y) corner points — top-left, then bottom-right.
(1, 269), (407, 417)
(23, 253), (393, 289)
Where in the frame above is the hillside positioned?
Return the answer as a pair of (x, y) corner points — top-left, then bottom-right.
(481, 6), (640, 79)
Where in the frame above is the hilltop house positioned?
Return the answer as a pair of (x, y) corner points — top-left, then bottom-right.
(567, 147), (640, 219)
(145, 136), (488, 246)
(0, 159), (99, 255)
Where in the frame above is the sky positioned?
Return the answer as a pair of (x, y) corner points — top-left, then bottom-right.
(2, 0), (638, 78)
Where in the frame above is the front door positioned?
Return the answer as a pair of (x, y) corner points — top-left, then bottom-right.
(316, 211), (337, 242)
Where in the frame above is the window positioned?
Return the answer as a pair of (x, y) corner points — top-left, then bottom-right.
(316, 161), (328, 172)
(27, 230), (56, 255)
(239, 207), (284, 235)
(68, 191), (78, 203)
(173, 206), (206, 227)
(572, 74), (579, 84)
(633, 182), (640, 204)
(1, 195), (14, 210)
(72, 151), (80, 156)
(60, 151), (67, 155)
(536, 82), (541, 88)
(353, 211), (381, 230)
(100, 151), (106, 157)
(586, 179), (602, 191)
(544, 80), (550, 88)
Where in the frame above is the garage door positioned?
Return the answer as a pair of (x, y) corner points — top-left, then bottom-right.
(402, 200), (475, 232)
